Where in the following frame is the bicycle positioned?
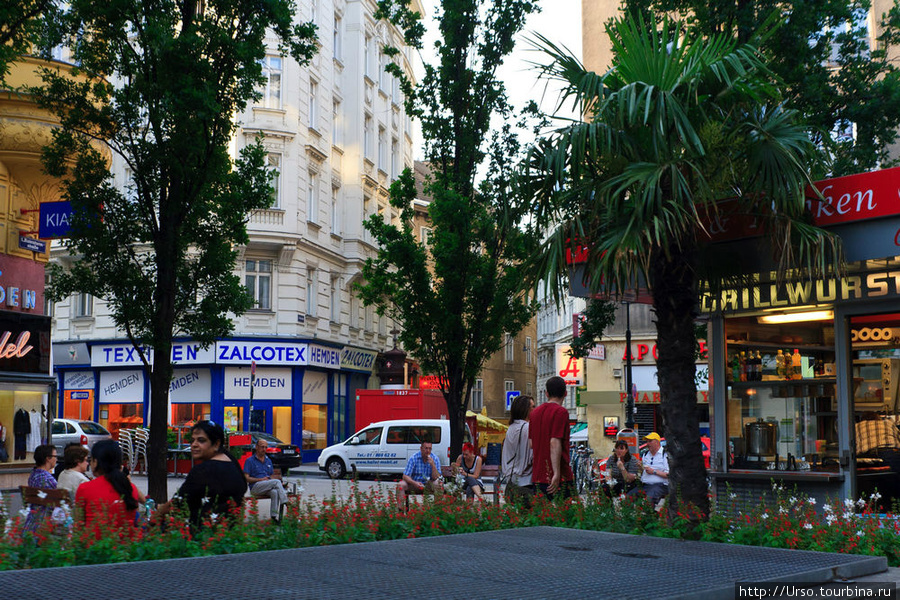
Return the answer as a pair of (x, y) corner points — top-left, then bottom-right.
(572, 445), (595, 494)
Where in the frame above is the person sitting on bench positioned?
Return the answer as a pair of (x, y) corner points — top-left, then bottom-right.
(396, 441), (443, 509)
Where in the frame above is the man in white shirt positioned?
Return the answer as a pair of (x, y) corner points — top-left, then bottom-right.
(639, 432), (669, 506)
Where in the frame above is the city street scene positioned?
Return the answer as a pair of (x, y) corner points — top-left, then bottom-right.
(4, 0), (900, 598)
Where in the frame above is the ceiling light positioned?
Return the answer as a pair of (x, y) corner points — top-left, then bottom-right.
(757, 311), (834, 324)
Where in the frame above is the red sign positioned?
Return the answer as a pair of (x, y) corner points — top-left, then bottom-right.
(806, 166), (900, 227)
(419, 375), (445, 390)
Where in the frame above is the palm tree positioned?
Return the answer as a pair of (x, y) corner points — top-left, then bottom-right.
(525, 13), (840, 521)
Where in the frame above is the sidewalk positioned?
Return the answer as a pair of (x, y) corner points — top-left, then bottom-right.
(0, 526), (892, 599)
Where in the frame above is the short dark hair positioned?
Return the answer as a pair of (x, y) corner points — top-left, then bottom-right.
(546, 376), (567, 399)
(191, 420), (226, 453)
(614, 440), (628, 450)
(510, 395), (533, 423)
(34, 444), (56, 467)
(64, 444), (89, 469)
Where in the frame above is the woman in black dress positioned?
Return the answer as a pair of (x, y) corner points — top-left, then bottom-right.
(157, 421), (247, 528)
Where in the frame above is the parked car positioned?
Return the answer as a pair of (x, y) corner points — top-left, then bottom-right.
(230, 431), (301, 474)
(51, 419), (113, 454)
(593, 436), (712, 477)
(317, 419), (474, 479)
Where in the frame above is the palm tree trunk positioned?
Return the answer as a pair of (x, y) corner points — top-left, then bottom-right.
(649, 245), (710, 524)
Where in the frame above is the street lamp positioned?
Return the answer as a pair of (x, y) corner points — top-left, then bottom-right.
(624, 301), (634, 429)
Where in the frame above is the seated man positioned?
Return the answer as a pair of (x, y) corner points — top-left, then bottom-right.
(632, 432), (669, 507)
(856, 412), (900, 496)
(243, 438), (289, 522)
(396, 441), (443, 509)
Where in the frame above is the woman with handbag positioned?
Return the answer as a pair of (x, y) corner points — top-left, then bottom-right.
(501, 395), (535, 507)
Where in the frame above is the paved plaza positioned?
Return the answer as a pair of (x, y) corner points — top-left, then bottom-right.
(0, 526), (893, 600)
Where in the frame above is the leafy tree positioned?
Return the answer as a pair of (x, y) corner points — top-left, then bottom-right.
(359, 0), (539, 459)
(620, 0), (900, 176)
(525, 13), (839, 522)
(34, 0), (316, 502)
(0, 1), (58, 82)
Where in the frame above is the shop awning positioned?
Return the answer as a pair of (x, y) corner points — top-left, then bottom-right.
(466, 410), (508, 431)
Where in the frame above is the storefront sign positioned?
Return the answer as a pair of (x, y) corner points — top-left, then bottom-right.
(0, 311), (50, 374)
(39, 201), (73, 238)
(340, 347), (378, 372)
(53, 343), (90, 366)
(99, 369), (145, 403)
(308, 344), (341, 370)
(419, 375), (445, 389)
(701, 271), (900, 314)
(169, 368), (212, 403)
(604, 416), (620, 437)
(216, 341), (307, 366)
(223, 367), (292, 400)
(304, 370), (328, 404)
(806, 166), (900, 226)
(555, 344), (584, 387)
(92, 342), (215, 367)
(64, 370), (95, 390)
(587, 345), (606, 361)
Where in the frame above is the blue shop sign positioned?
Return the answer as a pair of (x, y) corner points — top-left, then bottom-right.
(39, 201), (73, 238)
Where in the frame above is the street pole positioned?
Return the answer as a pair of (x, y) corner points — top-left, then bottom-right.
(624, 301), (634, 429)
(249, 360), (256, 431)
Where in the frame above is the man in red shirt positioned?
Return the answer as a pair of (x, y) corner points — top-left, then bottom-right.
(529, 375), (574, 500)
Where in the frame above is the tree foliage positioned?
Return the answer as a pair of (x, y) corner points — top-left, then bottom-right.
(360, 0), (540, 458)
(34, 0), (316, 501)
(525, 13), (839, 522)
(621, 0), (900, 176)
(0, 0), (58, 82)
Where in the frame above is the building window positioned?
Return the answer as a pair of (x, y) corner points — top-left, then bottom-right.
(332, 99), (341, 146)
(267, 153), (281, 208)
(504, 380), (515, 394)
(331, 186), (341, 235)
(308, 79), (318, 129)
(310, 0), (317, 24)
(391, 137), (398, 179)
(525, 336), (532, 365)
(505, 333), (514, 362)
(308, 171), (319, 222)
(364, 115), (373, 159)
(259, 56), (282, 109)
(330, 277), (339, 322)
(245, 260), (272, 310)
(379, 47), (388, 90)
(333, 14), (342, 61)
(420, 226), (432, 247)
(378, 126), (386, 171)
(526, 382), (533, 396)
(365, 34), (373, 78)
(306, 269), (317, 316)
(470, 379), (484, 411)
(74, 293), (92, 318)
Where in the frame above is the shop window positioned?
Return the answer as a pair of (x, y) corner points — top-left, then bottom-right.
(724, 315), (836, 472)
(170, 403), (210, 427)
(273, 406), (292, 445)
(224, 406), (244, 432)
(245, 259), (272, 310)
(100, 403), (143, 441)
(302, 404), (327, 450)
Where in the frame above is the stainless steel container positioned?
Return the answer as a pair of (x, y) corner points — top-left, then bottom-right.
(744, 419), (779, 456)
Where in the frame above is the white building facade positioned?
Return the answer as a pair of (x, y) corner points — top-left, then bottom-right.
(50, 0), (420, 462)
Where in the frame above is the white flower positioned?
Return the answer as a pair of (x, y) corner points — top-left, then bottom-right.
(872, 492), (882, 501)
(856, 530), (864, 537)
(823, 504), (833, 514)
(788, 496), (797, 505)
(36, 490), (47, 499)
(825, 514), (836, 525)
(210, 513), (219, 523)
(857, 498), (866, 508)
(728, 493), (737, 500)
(760, 512), (769, 520)
(18, 508), (29, 518)
(844, 498), (855, 509)
(201, 496), (211, 505)
(779, 507), (788, 515)
(807, 498), (817, 506)
(803, 523), (813, 530)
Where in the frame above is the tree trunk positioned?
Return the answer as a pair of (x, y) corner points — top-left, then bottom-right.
(147, 351), (172, 502)
(650, 245), (710, 524)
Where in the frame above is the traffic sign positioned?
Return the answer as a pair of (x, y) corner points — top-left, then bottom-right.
(505, 390), (520, 411)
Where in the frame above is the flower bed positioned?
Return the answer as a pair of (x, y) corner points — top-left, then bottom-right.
(1, 482), (898, 571)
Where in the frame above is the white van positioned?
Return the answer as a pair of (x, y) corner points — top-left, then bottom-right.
(317, 419), (472, 479)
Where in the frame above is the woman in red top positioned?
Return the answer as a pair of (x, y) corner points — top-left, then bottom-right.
(75, 439), (141, 537)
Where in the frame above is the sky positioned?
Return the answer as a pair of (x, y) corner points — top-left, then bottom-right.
(413, 0), (583, 159)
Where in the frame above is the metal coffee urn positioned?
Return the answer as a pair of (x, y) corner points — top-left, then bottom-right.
(744, 418), (778, 459)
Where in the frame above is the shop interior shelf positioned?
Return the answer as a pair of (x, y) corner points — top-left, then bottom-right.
(726, 340), (834, 353)
(729, 378), (836, 388)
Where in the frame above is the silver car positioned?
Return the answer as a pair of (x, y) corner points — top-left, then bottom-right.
(51, 418), (113, 455)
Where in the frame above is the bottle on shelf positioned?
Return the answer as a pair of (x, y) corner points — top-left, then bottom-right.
(814, 357), (825, 378)
(740, 351), (748, 382)
(755, 351), (764, 380)
(775, 349), (785, 379)
(791, 349), (802, 380)
(730, 354), (740, 382)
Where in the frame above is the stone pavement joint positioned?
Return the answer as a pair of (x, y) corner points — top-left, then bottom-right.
(0, 526), (888, 600)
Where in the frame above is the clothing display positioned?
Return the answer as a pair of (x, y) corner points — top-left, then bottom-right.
(27, 409), (43, 452)
(13, 408), (30, 460)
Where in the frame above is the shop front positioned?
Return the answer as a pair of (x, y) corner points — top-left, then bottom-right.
(54, 338), (378, 463)
(705, 167), (900, 510)
(0, 310), (56, 488)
